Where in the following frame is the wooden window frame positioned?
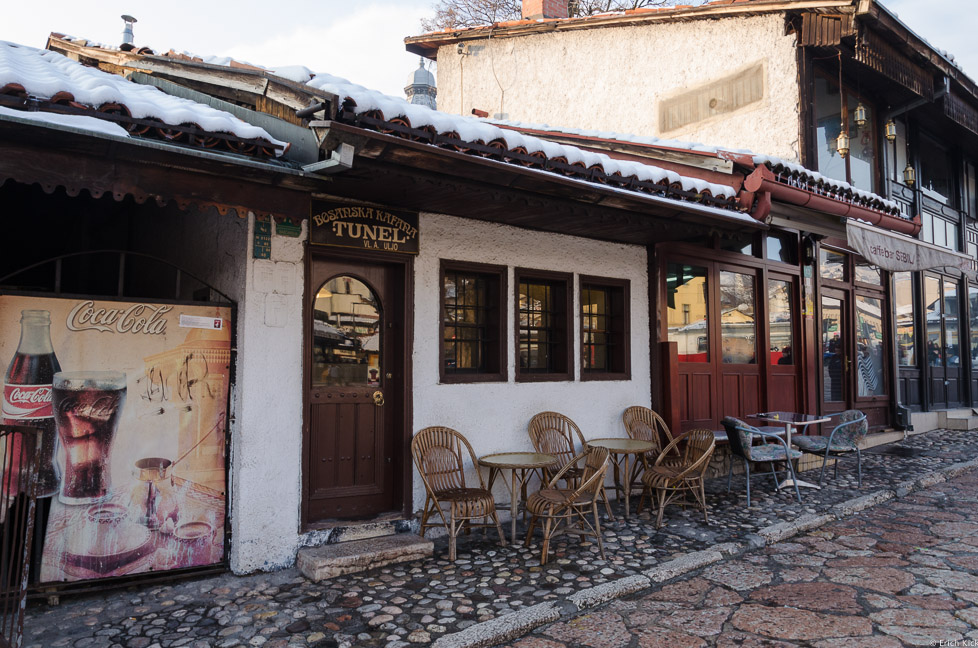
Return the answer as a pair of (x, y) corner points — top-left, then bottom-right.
(580, 275), (631, 381)
(440, 260), (507, 384)
(515, 268), (573, 382)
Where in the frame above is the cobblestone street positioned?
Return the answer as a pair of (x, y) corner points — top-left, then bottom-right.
(23, 429), (978, 647)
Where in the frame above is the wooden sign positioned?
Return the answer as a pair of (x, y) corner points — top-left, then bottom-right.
(310, 201), (419, 254)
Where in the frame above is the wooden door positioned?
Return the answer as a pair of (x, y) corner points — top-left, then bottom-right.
(924, 274), (964, 408)
(305, 256), (403, 523)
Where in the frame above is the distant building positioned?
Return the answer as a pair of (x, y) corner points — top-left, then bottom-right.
(404, 58), (436, 109)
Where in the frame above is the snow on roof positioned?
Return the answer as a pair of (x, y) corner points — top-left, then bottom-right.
(302, 73), (737, 200)
(0, 104), (130, 138)
(0, 41), (287, 154)
(752, 154), (900, 213)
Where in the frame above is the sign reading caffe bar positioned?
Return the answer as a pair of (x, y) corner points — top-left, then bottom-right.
(311, 201), (419, 254)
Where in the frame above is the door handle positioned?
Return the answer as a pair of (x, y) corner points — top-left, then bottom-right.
(372, 390), (385, 407)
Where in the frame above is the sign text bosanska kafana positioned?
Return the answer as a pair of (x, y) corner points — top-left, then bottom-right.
(311, 201), (419, 254)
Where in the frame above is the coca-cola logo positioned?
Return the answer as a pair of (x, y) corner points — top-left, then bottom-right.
(7, 386), (52, 404)
(67, 301), (170, 335)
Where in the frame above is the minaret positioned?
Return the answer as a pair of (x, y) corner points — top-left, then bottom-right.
(405, 58), (437, 110)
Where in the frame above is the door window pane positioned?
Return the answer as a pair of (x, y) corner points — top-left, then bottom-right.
(944, 281), (960, 367)
(970, 286), (978, 367)
(720, 271), (756, 364)
(312, 276), (381, 386)
(769, 279), (794, 365)
(895, 272), (916, 366)
(667, 263), (709, 362)
(819, 248), (846, 281)
(925, 276), (943, 366)
(854, 261), (881, 286)
(822, 296), (844, 403)
(856, 295), (886, 396)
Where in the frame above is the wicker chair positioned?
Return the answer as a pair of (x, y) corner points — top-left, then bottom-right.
(528, 411), (613, 517)
(621, 405), (682, 476)
(412, 426), (505, 561)
(638, 428), (716, 528)
(791, 410), (868, 487)
(524, 446), (610, 565)
(721, 416), (803, 507)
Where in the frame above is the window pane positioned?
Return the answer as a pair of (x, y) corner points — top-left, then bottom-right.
(856, 295), (886, 396)
(666, 263), (709, 362)
(895, 272), (916, 366)
(945, 281), (960, 367)
(967, 162), (977, 218)
(769, 279), (794, 365)
(520, 278), (564, 373)
(444, 270), (494, 374)
(822, 296), (844, 403)
(719, 235), (755, 256)
(889, 119), (908, 183)
(920, 135), (954, 206)
(814, 76), (848, 186)
(925, 276), (943, 366)
(970, 286), (978, 367)
(582, 285), (610, 372)
(847, 94), (875, 192)
(819, 248), (846, 281)
(854, 261), (882, 285)
(766, 232), (797, 264)
(947, 221), (959, 251)
(922, 212), (933, 244)
(720, 271), (756, 364)
(312, 276), (381, 386)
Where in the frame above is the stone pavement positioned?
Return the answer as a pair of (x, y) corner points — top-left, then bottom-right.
(501, 467), (978, 648)
(23, 429), (978, 648)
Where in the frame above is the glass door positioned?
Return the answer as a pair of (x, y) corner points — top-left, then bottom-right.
(925, 273), (964, 408)
(820, 289), (850, 416)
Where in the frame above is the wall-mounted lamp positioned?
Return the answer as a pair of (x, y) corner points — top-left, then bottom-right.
(854, 103), (867, 129)
(903, 162), (916, 187)
(836, 129), (850, 158)
(884, 119), (897, 142)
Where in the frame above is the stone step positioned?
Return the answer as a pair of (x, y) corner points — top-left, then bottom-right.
(297, 533), (433, 582)
(945, 415), (978, 430)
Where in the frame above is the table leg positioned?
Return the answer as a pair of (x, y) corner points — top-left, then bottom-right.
(777, 424), (821, 491)
(622, 454), (631, 519)
(509, 469), (519, 544)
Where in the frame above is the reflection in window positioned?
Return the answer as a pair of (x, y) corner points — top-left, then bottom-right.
(854, 261), (882, 285)
(888, 119), (908, 184)
(769, 280), (794, 365)
(925, 276), (942, 367)
(895, 272), (915, 366)
(856, 295), (886, 397)
(814, 75), (876, 192)
(945, 280), (960, 367)
(766, 232), (797, 264)
(819, 248), (846, 281)
(822, 296), (844, 403)
(720, 271), (756, 364)
(919, 135), (954, 206)
(970, 286), (978, 366)
(312, 276), (381, 386)
(666, 263), (708, 362)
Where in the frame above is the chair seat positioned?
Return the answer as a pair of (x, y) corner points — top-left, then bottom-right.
(526, 488), (592, 513)
(748, 444), (803, 462)
(792, 435), (856, 453)
(434, 487), (497, 517)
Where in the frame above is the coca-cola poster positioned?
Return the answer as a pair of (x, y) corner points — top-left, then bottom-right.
(0, 295), (230, 584)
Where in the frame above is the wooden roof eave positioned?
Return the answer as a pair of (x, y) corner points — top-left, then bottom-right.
(311, 120), (763, 238)
(404, 0), (854, 59)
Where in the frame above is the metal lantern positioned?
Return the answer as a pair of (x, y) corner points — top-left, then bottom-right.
(884, 119), (897, 142)
(836, 129), (850, 158)
(854, 103), (868, 129)
(903, 162), (916, 186)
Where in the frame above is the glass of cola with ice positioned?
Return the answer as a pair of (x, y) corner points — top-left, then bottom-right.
(53, 372), (127, 505)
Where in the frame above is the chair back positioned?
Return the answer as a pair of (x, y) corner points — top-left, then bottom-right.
(622, 406), (672, 453)
(833, 410), (868, 447)
(412, 426), (482, 493)
(721, 416), (756, 460)
(684, 428), (717, 477)
(558, 446), (609, 503)
(528, 412), (586, 468)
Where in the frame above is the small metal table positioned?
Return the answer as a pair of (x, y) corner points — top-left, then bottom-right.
(750, 412), (831, 490)
(587, 437), (655, 519)
(478, 452), (558, 544)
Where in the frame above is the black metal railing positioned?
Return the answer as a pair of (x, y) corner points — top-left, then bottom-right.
(0, 425), (41, 648)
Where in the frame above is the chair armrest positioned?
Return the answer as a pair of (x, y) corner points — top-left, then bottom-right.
(739, 425), (793, 454)
(653, 431), (690, 466)
(547, 450), (587, 487)
(825, 414), (867, 449)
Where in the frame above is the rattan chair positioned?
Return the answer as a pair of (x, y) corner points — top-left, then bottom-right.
(791, 410), (868, 487)
(621, 405), (682, 478)
(638, 428), (716, 528)
(528, 411), (613, 517)
(524, 446), (610, 565)
(412, 426), (505, 561)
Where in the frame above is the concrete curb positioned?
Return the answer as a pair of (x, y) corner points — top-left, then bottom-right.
(432, 459), (977, 648)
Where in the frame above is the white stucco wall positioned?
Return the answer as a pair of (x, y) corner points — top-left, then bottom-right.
(412, 213), (651, 511)
(435, 14), (800, 161)
(228, 214), (307, 573)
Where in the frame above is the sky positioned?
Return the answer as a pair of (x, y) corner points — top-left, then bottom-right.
(1, 0), (975, 99)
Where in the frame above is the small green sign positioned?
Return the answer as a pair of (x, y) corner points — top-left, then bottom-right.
(253, 217), (271, 259)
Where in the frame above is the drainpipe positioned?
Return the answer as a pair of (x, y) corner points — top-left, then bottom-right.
(743, 165), (922, 236)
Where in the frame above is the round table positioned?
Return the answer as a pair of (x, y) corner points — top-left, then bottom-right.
(478, 452), (558, 544)
(587, 437), (655, 519)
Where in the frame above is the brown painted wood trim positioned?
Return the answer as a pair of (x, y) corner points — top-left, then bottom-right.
(514, 267), (574, 382)
(579, 274), (632, 381)
(660, 341), (681, 433)
(300, 244), (415, 531)
(439, 259), (508, 384)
